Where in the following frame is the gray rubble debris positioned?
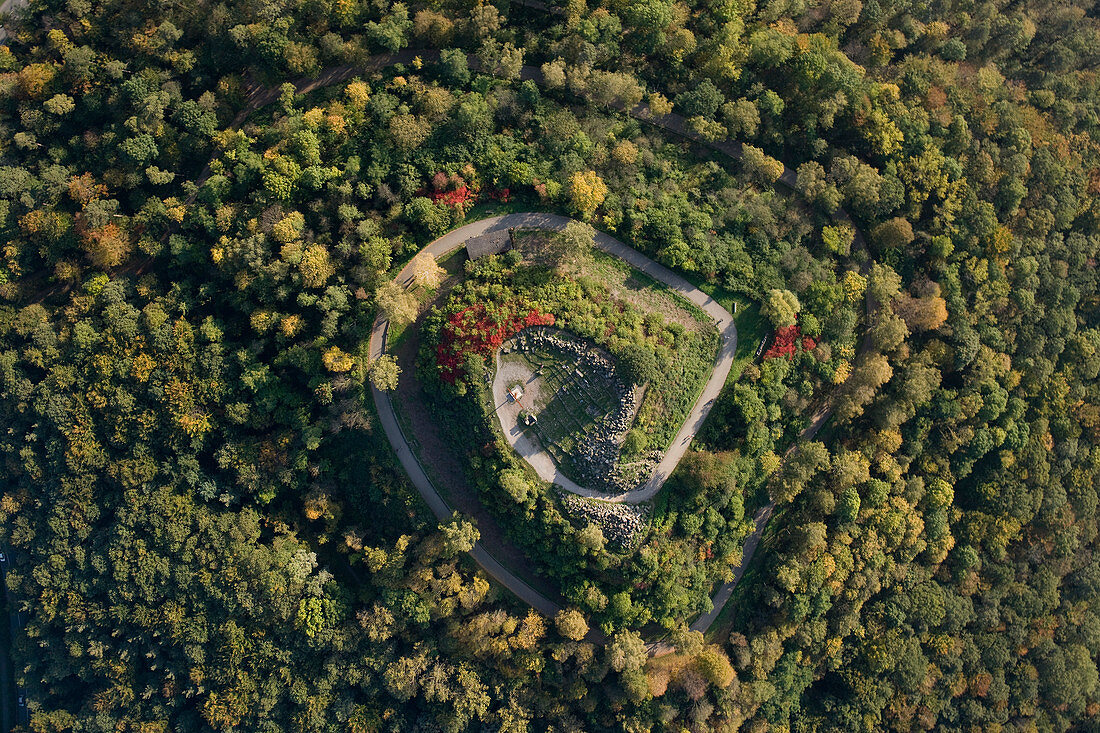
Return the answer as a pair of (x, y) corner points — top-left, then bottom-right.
(507, 327), (659, 493)
(558, 491), (651, 548)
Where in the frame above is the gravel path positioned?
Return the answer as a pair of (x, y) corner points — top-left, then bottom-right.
(490, 351), (581, 491)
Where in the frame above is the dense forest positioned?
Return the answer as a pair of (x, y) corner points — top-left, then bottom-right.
(0, 0), (1098, 730)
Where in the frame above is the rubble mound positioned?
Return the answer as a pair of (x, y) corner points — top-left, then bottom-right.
(559, 491), (650, 548)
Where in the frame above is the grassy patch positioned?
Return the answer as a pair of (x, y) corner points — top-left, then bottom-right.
(728, 300), (768, 382)
(634, 338), (718, 454)
(386, 320), (411, 352)
(466, 198), (545, 221)
(386, 250), (468, 352)
(684, 276), (768, 385)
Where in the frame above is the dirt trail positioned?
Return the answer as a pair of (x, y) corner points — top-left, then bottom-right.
(390, 304), (563, 603)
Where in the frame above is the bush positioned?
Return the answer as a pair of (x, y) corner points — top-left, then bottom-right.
(620, 344), (659, 385)
(500, 469), (533, 504)
(623, 429), (649, 455)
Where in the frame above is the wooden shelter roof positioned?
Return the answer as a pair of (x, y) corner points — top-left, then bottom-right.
(465, 229), (513, 260)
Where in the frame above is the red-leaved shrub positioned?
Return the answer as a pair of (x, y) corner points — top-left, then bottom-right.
(763, 323), (817, 360)
(436, 303), (555, 383)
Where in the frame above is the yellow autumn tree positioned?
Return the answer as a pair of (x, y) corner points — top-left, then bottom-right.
(741, 144), (785, 184)
(567, 171), (607, 220)
(250, 310), (276, 334)
(323, 346), (355, 373)
(646, 91), (673, 116)
(411, 251), (446, 289)
(18, 63), (56, 99)
(612, 140), (638, 166)
(272, 212), (305, 243)
(375, 281), (419, 325)
(841, 270), (867, 302)
(554, 609), (589, 641)
(303, 107), (325, 129)
(832, 359), (852, 384)
(280, 314), (303, 337)
(299, 244), (333, 288)
(345, 80), (370, 111)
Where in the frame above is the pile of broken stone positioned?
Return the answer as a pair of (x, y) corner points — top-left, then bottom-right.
(572, 396), (656, 494)
(513, 327), (616, 374)
(558, 491), (650, 548)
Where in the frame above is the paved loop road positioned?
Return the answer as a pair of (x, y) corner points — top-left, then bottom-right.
(367, 216), (562, 619)
(367, 211), (737, 611)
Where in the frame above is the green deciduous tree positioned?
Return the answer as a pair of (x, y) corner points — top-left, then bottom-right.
(763, 289), (801, 328)
(375, 281), (419, 325)
(370, 354), (401, 391)
(741, 144), (785, 184)
(439, 514), (479, 556)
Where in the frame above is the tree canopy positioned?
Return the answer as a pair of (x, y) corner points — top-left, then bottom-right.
(0, 0), (1098, 729)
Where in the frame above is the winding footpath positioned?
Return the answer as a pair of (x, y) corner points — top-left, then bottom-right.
(368, 216), (563, 618)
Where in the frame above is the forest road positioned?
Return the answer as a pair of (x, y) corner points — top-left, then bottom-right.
(689, 502), (774, 633)
(0, 566), (9, 733)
